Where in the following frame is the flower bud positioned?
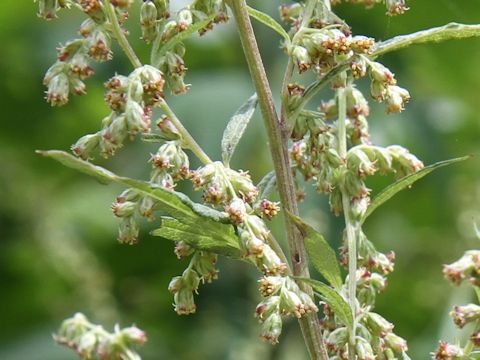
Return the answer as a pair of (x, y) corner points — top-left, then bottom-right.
(156, 115), (180, 140)
(86, 29), (112, 61)
(255, 296), (280, 321)
(111, 201), (136, 218)
(177, 9), (193, 31)
(140, 1), (158, 42)
(450, 304), (480, 328)
(385, 85), (410, 113)
(260, 313), (282, 344)
(79, 18), (97, 37)
(152, 0), (170, 19)
(37, 0), (58, 20)
(174, 241), (193, 259)
(369, 62), (396, 85)
(71, 133), (101, 159)
(347, 87), (370, 117)
(46, 72), (70, 106)
(70, 53), (94, 79)
(351, 57), (368, 79)
(80, 0), (105, 23)
(259, 245), (287, 275)
(194, 252), (219, 283)
(259, 276), (283, 297)
(356, 337), (375, 360)
(161, 21), (179, 42)
(292, 46), (311, 73)
(279, 3), (301, 23)
(444, 250), (480, 285)
(173, 289), (196, 315)
(351, 36), (375, 54)
(125, 101), (150, 134)
(110, 0), (133, 9)
(386, 0), (409, 16)
(433, 341), (464, 360)
(77, 331), (97, 358)
(117, 216), (139, 244)
(364, 312), (394, 335)
(385, 332), (408, 353)
(258, 199), (281, 220)
(116, 188), (140, 203)
(326, 327), (348, 351)
(119, 326), (147, 346)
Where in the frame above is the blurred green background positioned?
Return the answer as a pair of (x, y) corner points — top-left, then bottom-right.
(1, 1), (480, 359)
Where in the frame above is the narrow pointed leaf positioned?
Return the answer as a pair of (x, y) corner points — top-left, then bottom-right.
(152, 217), (242, 258)
(221, 94), (258, 166)
(288, 212), (342, 289)
(256, 170), (276, 201)
(247, 6), (290, 44)
(295, 277), (353, 329)
(37, 149), (236, 234)
(362, 156), (470, 223)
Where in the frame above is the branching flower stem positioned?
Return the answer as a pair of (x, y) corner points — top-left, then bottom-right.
(337, 85), (357, 360)
(103, 0), (142, 69)
(228, 1), (328, 359)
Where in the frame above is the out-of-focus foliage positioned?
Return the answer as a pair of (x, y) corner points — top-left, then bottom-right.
(1, 0), (480, 359)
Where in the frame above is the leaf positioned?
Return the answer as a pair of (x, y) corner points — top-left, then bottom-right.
(221, 94), (258, 166)
(37, 150), (241, 254)
(362, 156), (470, 223)
(247, 6), (290, 44)
(295, 277), (353, 329)
(151, 15), (216, 67)
(288, 212), (342, 289)
(152, 217), (242, 258)
(256, 170), (276, 200)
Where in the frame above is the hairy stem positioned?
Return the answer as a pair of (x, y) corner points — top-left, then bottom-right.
(158, 100), (212, 165)
(104, 0), (142, 68)
(337, 86), (357, 360)
(228, 1), (328, 359)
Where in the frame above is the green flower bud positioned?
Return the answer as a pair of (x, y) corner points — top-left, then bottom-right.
(450, 304), (480, 328)
(119, 326), (147, 346)
(37, 0), (58, 20)
(173, 289), (196, 315)
(369, 61), (396, 85)
(71, 133), (101, 160)
(46, 72), (70, 106)
(117, 216), (139, 244)
(255, 296), (280, 321)
(326, 327), (348, 350)
(193, 252), (219, 283)
(86, 29), (112, 61)
(260, 312), (282, 344)
(111, 200), (136, 218)
(433, 341), (464, 359)
(364, 312), (394, 335)
(385, 85), (410, 113)
(152, 0), (170, 19)
(355, 337), (375, 360)
(140, 1), (158, 42)
(177, 9), (193, 31)
(385, 332), (408, 353)
(386, 0), (409, 16)
(291, 46), (311, 73)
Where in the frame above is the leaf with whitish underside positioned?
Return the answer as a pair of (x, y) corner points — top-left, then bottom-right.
(37, 150), (241, 254)
(256, 170), (276, 201)
(221, 94), (258, 166)
(362, 156), (470, 223)
(295, 277), (353, 329)
(288, 212), (342, 289)
(247, 6), (290, 44)
(152, 217), (242, 258)
(152, 15), (216, 66)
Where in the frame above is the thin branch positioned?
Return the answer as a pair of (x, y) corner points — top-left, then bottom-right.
(103, 0), (142, 68)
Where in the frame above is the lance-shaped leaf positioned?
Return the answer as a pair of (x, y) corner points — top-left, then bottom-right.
(362, 156), (470, 223)
(247, 6), (290, 44)
(152, 217), (242, 258)
(255, 170), (277, 201)
(221, 93), (258, 166)
(37, 150), (241, 254)
(295, 277), (353, 329)
(288, 212), (342, 289)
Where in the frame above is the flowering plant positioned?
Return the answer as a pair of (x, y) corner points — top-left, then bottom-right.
(34, 0), (480, 358)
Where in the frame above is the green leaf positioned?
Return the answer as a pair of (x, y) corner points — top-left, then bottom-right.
(152, 217), (243, 258)
(295, 277), (353, 329)
(221, 94), (258, 166)
(37, 150), (241, 254)
(151, 15), (216, 67)
(362, 156), (470, 223)
(247, 6), (290, 44)
(288, 212), (342, 289)
(256, 170), (276, 201)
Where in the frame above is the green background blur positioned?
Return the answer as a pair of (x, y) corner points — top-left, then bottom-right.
(1, 1), (480, 359)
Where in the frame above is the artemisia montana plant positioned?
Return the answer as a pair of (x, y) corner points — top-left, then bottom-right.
(34, 0), (480, 359)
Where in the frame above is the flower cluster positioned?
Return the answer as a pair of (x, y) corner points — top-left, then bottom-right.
(145, 0), (229, 94)
(168, 251), (218, 315)
(72, 66), (165, 159)
(54, 313), (146, 360)
(433, 251), (480, 359)
(255, 276), (318, 344)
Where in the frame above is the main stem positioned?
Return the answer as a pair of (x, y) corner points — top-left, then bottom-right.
(337, 86), (357, 360)
(229, 1), (328, 359)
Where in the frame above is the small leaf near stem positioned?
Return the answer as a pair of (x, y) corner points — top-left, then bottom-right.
(221, 93), (258, 167)
(247, 6), (290, 45)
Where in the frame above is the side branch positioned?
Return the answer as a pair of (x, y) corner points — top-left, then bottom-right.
(373, 22), (480, 57)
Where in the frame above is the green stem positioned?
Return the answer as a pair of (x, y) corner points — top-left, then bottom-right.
(228, 1), (328, 359)
(337, 86), (357, 360)
(463, 320), (480, 357)
(157, 100), (212, 165)
(103, 0), (142, 68)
